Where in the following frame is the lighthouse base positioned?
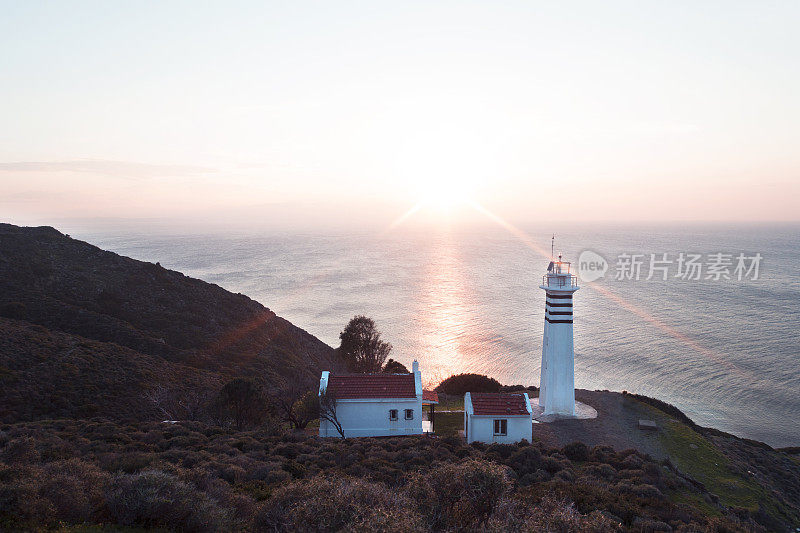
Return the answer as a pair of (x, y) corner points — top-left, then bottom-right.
(529, 397), (598, 423)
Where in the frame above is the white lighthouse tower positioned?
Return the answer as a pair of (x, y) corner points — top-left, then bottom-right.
(539, 237), (579, 416)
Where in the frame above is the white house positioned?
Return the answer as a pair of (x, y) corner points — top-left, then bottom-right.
(318, 361), (423, 437)
(464, 392), (533, 444)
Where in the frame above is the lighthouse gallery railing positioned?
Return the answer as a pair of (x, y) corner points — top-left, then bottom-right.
(542, 274), (578, 288)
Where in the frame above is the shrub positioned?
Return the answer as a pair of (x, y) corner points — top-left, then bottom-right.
(382, 358), (409, 373)
(99, 451), (156, 473)
(585, 463), (617, 480)
(435, 373), (502, 395)
(563, 441), (589, 462)
(0, 469), (56, 527)
(632, 516), (672, 531)
(488, 495), (623, 532)
(543, 455), (570, 474)
(1, 436), (39, 464)
(486, 443), (518, 461)
(0, 417), (778, 532)
(39, 459), (109, 524)
(500, 384), (538, 393)
(105, 469), (231, 531)
(407, 459), (512, 530)
(255, 475), (422, 532)
(214, 378), (267, 430)
(505, 446), (545, 483)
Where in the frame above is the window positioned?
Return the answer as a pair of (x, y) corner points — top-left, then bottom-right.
(389, 409), (398, 421)
(404, 409), (414, 420)
(493, 419), (507, 436)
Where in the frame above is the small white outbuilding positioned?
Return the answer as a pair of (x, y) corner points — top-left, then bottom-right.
(318, 361), (423, 438)
(464, 392), (533, 444)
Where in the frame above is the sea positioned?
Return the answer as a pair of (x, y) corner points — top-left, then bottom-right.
(78, 223), (800, 447)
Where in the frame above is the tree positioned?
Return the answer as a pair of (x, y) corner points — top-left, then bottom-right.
(435, 373), (502, 395)
(292, 391), (319, 429)
(143, 386), (213, 422)
(382, 358), (409, 373)
(216, 378), (265, 430)
(338, 315), (392, 373)
(267, 369), (320, 430)
(270, 382), (318, 430)
(318, 388), (344, 439)
(143, 386), (178, 421)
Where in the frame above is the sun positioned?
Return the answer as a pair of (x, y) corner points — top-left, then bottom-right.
(388, 177), (477, 229)
(398, 145), (481, 216)
(421, 178), (474, 212)
(390, 117), (495, 223)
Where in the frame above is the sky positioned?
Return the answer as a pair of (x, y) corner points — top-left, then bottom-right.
(2, 1), (799, 231)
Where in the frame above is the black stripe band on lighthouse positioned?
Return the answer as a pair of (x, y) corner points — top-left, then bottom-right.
(539, 245), (579, 416)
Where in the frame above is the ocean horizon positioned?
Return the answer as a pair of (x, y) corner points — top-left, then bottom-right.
(77, 222), (800, 448)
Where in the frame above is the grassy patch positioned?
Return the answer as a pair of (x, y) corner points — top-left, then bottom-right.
(659, 419), (763, 511)
(669, 489), (721, 518)
(434, 411), (463, 437)
(435, 394), (464, 411)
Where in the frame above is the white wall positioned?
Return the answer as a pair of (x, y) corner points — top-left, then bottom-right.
(465, 414), (533, 444)
(540, 288), (578, 416)
(319, 397), (423, 437)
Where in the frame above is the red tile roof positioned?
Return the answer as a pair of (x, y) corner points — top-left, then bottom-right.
(327, 374), (417, 399)
(422, 390), (439, 404)
(469, 393), (530, 416)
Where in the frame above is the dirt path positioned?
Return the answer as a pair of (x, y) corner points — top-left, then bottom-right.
(531, 390), (671, 459)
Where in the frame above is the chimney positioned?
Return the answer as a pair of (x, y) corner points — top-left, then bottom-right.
(412, 360), (422, 398)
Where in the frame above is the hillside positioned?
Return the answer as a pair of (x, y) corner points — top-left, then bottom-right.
(0, 418), (782, 532)
(0, 223), (337, 423)
(0, 317), (222, 423)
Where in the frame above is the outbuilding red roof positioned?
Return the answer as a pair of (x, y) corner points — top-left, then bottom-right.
(327, 374), (417, 399)
(422, 390), (439, 404)
(469, 393), (530, 416)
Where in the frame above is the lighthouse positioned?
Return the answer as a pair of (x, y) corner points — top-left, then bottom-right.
(539, 239), (579, 416)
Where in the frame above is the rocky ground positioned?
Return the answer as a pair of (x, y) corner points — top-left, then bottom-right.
(533, 389), (671, 459)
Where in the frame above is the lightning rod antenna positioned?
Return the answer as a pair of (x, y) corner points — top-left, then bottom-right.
(551, 234), (555, 260)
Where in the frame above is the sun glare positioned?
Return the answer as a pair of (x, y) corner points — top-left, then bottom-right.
(421, 178), (473, 212)
(394, 123), (490, 216)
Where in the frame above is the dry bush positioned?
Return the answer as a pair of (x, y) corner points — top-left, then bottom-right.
(584, 462), (617, 480)
(105, 469), (232, 532)
(0, 419), (780, 531)
(0, 458), (108, 528)
(487, 494), (623, 532)
(1, 436), (39, 464)
(39, 458), (109, 523)
(254, 475), (423, 532)
(0, 465), (56, 528)
(505, 446), (546, 484)
(563, 441), (590, 462)
(406, 459), (512, 531)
